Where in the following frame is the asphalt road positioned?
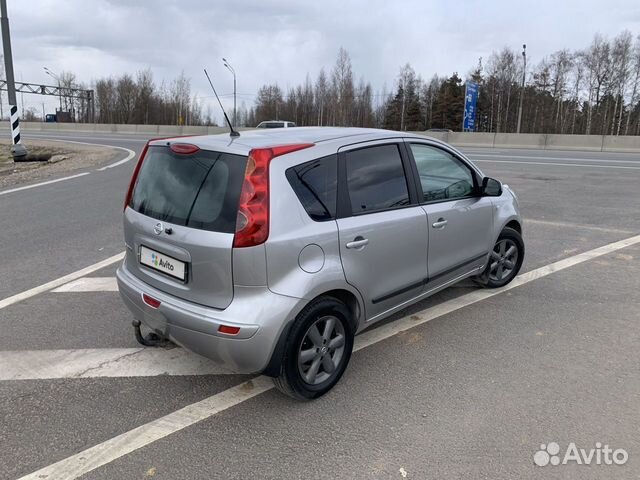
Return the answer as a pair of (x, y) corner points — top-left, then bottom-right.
(1, 131), (639, 479)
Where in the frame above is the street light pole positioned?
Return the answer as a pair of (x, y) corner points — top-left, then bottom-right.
(44, 67), (63, 112)
(516, 44), (527, 134)
(1, 0), (27, 158)
(222, 58), (236, 128)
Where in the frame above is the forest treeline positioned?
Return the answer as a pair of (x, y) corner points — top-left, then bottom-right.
(251, 32), (640, 135)
(29, 31), (640, 135)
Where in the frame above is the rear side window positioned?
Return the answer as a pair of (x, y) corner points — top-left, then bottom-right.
(131, 146), (247, 232)
(344, 144), (410, 214)
(286, 155), (337, 221)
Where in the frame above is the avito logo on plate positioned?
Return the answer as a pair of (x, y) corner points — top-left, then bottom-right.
(151, 253), (174, 271)
(534, 442), (628, 467)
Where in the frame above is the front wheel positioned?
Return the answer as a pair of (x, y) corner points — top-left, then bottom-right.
(273, 297), (354, 401)
(474, 227), (525, 288)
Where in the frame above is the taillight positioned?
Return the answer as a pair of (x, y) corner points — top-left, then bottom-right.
(233, 143), (314, 248)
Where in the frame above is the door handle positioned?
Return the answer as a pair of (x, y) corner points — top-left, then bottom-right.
(346, 237), (369, 249)
(432, 218), (448, 229)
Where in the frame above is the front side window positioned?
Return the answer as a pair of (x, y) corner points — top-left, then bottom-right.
(286, 155), (338, 221)
(345, 144), (410, 214)
(410, 144), (475, 202)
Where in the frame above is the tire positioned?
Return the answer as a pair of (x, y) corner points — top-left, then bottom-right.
(273, 297), (355, 401)
(474, 227), (525, 288)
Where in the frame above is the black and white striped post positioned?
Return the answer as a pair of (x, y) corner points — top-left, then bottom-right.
(1, 0), (28, 159)
(10, 104), (21, 144)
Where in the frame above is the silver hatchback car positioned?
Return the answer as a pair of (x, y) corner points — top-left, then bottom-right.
(117, 127), (524, 400)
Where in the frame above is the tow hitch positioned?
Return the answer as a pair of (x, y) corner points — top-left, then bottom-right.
(132, 319), (168, 347)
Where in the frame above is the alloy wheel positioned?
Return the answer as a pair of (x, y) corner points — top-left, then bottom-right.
(298, 315), (346, 385)
(488, 238), (519, 282)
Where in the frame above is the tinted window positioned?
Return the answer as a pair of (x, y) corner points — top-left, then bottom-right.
(410, 144), (475, 202)
(345, 144), (409, 214)
(286, 155), (337, 221)
(131, 146), (247, 232)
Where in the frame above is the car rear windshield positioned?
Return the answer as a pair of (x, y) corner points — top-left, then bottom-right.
(131, 146), (247, 233)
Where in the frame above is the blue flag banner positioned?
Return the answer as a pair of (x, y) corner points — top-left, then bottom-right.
(463, 81), (479, 131)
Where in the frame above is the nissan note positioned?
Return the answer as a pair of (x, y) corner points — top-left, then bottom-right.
(117, 127), (524, 400)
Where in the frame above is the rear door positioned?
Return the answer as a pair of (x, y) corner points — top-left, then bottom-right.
(406, 141), (494, 286)
(124, 144), (247, 309)
(336, 141), (429, 321)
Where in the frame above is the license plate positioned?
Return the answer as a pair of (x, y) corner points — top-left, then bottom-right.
(139, 246), (186, 281)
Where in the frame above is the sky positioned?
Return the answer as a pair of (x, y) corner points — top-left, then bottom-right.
(3, 0), (640, 122)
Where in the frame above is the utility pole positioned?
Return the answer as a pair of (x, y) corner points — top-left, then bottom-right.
(1, 0), (27, 159)
(516, 44), (527, 134)
(222, 58), (236, 128)
(400, 75), (406, 131)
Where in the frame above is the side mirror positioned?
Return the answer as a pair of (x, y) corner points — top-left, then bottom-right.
(481, 177), (502, 196)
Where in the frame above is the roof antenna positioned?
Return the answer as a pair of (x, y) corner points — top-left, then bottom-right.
(204, 68), (240, 137)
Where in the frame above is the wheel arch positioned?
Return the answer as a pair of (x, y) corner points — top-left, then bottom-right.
(504, 218), (522, 235)
(261, 287), (363, 377)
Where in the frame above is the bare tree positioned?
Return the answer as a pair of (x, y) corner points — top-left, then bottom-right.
(550, 50), (573, 133)
(169, 72), (190, 125)
(314, 68), (330, 126)
(486, 49), (518, 132)
(331, 47), (355, 126)
(116, 74), (138, 124)
(59, 71), (78, 119)
(584, 34), (611, 134)
(570, 52), (585, 134)
(134, 69), (154, 124)
(624, 35), (640, 135)
(610, 31), (633, 135)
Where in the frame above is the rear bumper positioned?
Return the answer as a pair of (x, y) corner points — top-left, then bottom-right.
(116, 263), (304, 374)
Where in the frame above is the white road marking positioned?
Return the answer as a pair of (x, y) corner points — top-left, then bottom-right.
(0, 252), (124, 310)
(471, 153), (640, 164)
(0, 347), (234, 381)
(354, 233), (640, 351)
(17, 377), (274, 480)
(462, 150), (503, 154)
(52, 277), (118, 293)
(524, 218), (635, 234)
(18, 233), (640, 480)
(31, 138), (136, 171)
(473, 159), (640, 170)
(0, 172), (90, 196)
(0, 142), (136, 196)
(96, 148), (136, 170)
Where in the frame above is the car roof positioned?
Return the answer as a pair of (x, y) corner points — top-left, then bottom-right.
(151, 127), (430, 155)
(151, 127), (410, 150)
